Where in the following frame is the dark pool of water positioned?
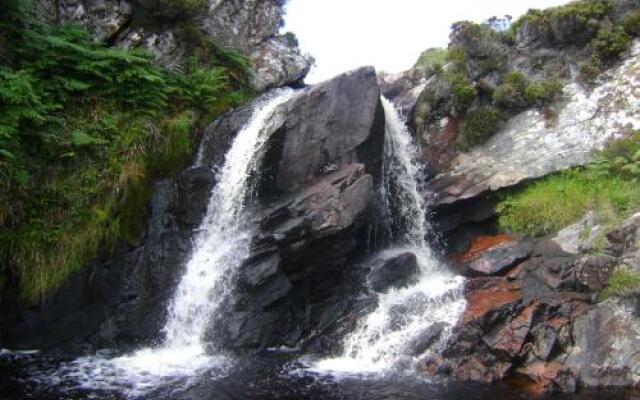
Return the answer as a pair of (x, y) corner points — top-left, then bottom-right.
(1, 352), (638, 400)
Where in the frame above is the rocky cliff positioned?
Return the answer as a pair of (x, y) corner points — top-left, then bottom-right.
(35, 0), (312, 91)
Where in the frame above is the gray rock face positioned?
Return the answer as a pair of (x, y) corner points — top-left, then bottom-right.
(274, 66), (383, 192)
(565, 297), (640, 388)
(249, 36), (313, 92)
(431, 41), (640, 206)
(378, 69), (429, 115)
(38, 0), (311, 91)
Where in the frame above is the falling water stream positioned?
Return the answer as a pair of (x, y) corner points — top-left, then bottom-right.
(2, 93), (635, 400)
(310, 97), (466, 375)
(37, 88), (297, 397)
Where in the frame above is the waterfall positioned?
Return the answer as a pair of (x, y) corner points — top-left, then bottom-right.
(47, 88), (296, 397)
(311, 97), (466, 375)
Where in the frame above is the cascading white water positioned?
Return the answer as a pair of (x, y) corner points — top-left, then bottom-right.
(311, 97), (466, 375)
(45, 88), (296, 397)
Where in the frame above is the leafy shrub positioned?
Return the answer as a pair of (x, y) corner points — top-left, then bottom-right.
(512, 0), (614, 46)
(592, 25), (632, 61)
(590, 133), (640, 179)
(621, 9), (640, 36)
(601, 268), (640, 299)
(414, 47), (448, 72)
(492, 71), (528, 110)
(450, 74), (477, 113)
(283, 31), (299, 48)
(524, 79), (563, 107)
(457, 106), (505, 150)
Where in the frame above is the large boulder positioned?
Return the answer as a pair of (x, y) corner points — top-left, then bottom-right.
(272, 66), (384, 193)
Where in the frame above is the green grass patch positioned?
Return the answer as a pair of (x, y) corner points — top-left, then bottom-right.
(414, 48), (448, 71)
(601, 268), (640, 299)
(497, 137), (640, 238)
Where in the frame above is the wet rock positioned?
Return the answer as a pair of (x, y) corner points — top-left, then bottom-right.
(528, 255), (579, 291)
(574, 254), (618, 292)
(242, 254), (281, 288)
(174, 166), (216, 229)
(369, 252), (419, 292)
(460, 279), (523, 325)
(378, 69), (429, 115)
(409, 322), (447, 356)
(515, 362), (577, 394)
(226, 311), (276, 350)
(482, 302), (538, 358)
(247, 272), (292, 310)
(453, 235), (531, 277)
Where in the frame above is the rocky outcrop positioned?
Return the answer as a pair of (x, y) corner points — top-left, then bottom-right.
(433, 213), (640, 392)
(37, 0), (311, 90)
(219, 66), (386, 351)
(431, 40), (640, 206)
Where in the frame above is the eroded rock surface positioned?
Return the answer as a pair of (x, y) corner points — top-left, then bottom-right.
(431, 41), (640, 205)
(436, 220), (640, 392)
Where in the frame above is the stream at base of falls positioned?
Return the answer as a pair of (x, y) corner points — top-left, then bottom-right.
(1, 352), (635, 400)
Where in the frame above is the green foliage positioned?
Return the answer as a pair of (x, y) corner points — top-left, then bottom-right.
(450, 74), (477, 113)
(457, 106), (505, 151)
(414, 47), (448, 71)
(497, 135), (640, 237)
(446, 46), (469, 74)
(591, 25), (632, 61)
(0, 5), (253, 304)
(492, 72), (562, 110)
(282, 31), (299, 48)
(513, 0), (614, 38)
(524, 79), (563, 107)
(591, 133), (640, 179)
(601, 268), (640, 299)
(621, 9), (640, 36)
(492, 71), (528, 110)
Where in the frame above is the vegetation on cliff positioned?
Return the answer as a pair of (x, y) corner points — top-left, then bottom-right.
(497, 133), (640, 237)
(0, 0), (253, 304)
(414, 0), (640, 151)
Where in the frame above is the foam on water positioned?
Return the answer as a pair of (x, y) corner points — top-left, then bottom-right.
(308, 97), (466, 377)
(38, 88), (296, 397)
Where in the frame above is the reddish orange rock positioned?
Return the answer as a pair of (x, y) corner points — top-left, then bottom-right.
(514, 361), (576, 395)
(453, 234), (516, 264)
(461, 280), (522, 324)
